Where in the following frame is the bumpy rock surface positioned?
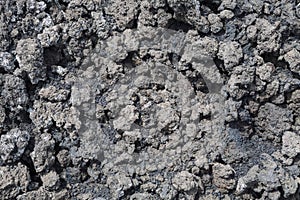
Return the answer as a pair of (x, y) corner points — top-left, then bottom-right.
(0, 0), (300, 199)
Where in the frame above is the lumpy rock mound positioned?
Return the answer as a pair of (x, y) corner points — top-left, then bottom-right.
(0, 0), (300, 199)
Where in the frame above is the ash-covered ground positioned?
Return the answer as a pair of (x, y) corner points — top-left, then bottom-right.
(0, 0), (300, 199)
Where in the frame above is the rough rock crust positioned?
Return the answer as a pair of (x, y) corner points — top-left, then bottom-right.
(0, 0), (299, 199)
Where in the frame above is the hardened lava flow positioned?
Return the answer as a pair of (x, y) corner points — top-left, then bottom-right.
(0, 0), (300, 199)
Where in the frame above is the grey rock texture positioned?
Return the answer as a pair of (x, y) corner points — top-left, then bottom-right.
(0, 128), (30, 165)
(0, 163), (30, 199)
(0, 0), (299, 199)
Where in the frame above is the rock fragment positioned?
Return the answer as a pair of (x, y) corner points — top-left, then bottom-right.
(255, 19), (281, 53)
(219, 0), (237, 10)
(256, 103), (293, 141)
(104, 0), (139, 30)
(0, 128), (30, 165)
(0, 52), (15, 72)
(207, 14), (223, 33)
(30, 133), (56, 173)
(212, 163), (236, 192)
(16, 38), (46, 84)
(172, 171), (202, 198)
(256, 62), (275, 82)
(39, 86), (70, 102)
(0, 163), (30, 199)
(218, 41), (243, 70)
(41, 171), (61, 191)
(282, 131), (300, 158)
(236, 154), (298, 199)
(284, 48), (300, 74)
(1, 74), (28, 109)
